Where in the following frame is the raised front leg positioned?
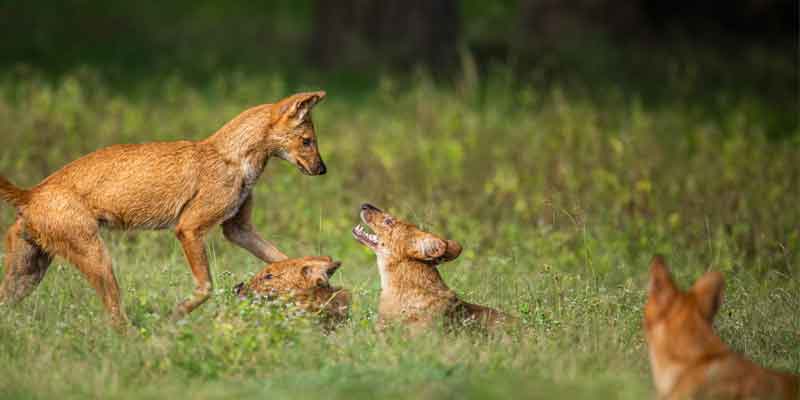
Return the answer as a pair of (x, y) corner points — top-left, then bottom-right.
(222, 194), (288, 263)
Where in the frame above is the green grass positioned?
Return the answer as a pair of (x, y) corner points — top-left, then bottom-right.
(0, 66), (797, 399)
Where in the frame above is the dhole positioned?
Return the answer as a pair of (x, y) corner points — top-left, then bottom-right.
(645, 255), (799, 400)
(0, 91), (328, 329)
(352, 203), (511, 332)
(234, 256), (350, 327)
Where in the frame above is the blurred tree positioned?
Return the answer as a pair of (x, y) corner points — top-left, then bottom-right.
(516, 0), (795, 51)
(310, 0), (460, 70)
(517, 0), (647, 50)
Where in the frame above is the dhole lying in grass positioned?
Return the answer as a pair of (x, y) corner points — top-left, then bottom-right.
(234, 256), (350, 327)
(352, 203), (512, 333)
(0, 91), (328, 330)
(645, 255), (799, 400)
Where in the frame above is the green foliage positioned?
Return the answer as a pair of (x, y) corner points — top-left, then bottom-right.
(0, 64), (797, 399)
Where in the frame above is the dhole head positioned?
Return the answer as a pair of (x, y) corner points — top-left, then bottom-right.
(352, 203), (462, 263)
(270, 91), (328, 175)
(645, 255), (726, 358)
(234, 256), (342, 298)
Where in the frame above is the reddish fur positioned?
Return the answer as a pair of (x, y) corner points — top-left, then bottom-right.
(0, 91), (328, 330)
(234, 256), (350, 328)
(352, 204), (512, 333)
(644, 255), (799, 400)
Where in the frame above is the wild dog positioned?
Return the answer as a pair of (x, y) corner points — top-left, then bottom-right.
(645, 255), (799, 400)
(234, 256), (350, 327)
(0, 91), (328, 329)
(351, 203), (511, 333)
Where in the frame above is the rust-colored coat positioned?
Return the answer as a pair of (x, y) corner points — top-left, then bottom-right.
(644, 255), (799, 400)
(352, 203), (511, 333)
(234, 256), (350, 327)
(0, 91), (328, 330)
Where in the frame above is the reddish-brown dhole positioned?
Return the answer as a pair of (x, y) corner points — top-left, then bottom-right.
(0, 91), (328, 330)
(645, 255), (799, 400)
(234, 256), (350, 328)
(352, 203), (512, 333)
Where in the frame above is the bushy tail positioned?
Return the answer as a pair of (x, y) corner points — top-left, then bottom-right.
(0, 176), (29, 208)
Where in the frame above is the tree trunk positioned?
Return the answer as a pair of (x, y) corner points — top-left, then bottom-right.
(311, 0), (460, 70)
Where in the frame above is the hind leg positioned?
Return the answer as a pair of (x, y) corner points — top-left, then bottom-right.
(0, 219), (53, 305)
(24, 193), (129, 330)
(59, 234), (129, 329)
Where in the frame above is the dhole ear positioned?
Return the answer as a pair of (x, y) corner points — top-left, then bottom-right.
(233, 282), (246, 298)
(440, 240), (462, 262)
(691, 271), (724, 321)
(408, 234), (447, 261)
(275, 91), (326, 123)
(648, 255), (678, 308)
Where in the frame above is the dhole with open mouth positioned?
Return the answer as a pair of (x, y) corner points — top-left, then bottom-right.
(645, 255), (798, 399)
(0, 91), (328, 330)
(352, 203), (512, 332)
(234, 256), (350, 327)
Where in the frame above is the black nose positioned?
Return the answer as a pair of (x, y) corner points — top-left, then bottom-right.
(317, 161), (326, 175)
(361, 203), (379, 211)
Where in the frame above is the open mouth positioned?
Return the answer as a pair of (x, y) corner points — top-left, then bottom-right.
(352, 224), (378, 248)
(296, 163), (313, 175)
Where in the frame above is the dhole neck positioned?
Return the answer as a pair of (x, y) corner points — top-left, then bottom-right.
(204, 106), (282, 175)
(382, 258), (450, 292)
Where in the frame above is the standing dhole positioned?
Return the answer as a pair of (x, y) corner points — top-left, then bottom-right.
(0, 91), (328, 329)
(644, 255), (799, 400)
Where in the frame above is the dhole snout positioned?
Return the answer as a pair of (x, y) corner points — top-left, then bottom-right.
(353, 203), (461, 263)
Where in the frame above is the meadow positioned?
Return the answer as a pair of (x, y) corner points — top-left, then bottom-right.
(0, 60), (797, 399)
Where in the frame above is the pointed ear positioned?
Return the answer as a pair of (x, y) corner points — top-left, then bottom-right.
(691, 271), (724, 321)
(648, 255), (678, 308)
(440, 239), (462, 262)
(233, 282), (246, 298)
(407, 234), (447, 261)
(274, 91), (326, 123)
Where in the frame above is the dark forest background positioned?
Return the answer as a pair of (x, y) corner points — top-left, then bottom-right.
(1, 1), (796, 134)
(0, 2), (794, 77)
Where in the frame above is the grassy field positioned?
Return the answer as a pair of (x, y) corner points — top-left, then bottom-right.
(0, 64), (797, 399)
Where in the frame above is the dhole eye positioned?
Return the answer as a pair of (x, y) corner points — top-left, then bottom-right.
(263, 273), (273, 280)
(302, 138), (312, 147)
(384, 217), (395, 226)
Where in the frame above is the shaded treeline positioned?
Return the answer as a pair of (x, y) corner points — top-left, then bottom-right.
(0, 0), (794, 72)
(0, 1), (795, 136)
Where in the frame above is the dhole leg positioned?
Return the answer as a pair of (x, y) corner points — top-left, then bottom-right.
(62, 236), (129, 330)
(222, 195), (288, 262)
(172, 227), (212, 320)
(0, 219), (53, 305)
